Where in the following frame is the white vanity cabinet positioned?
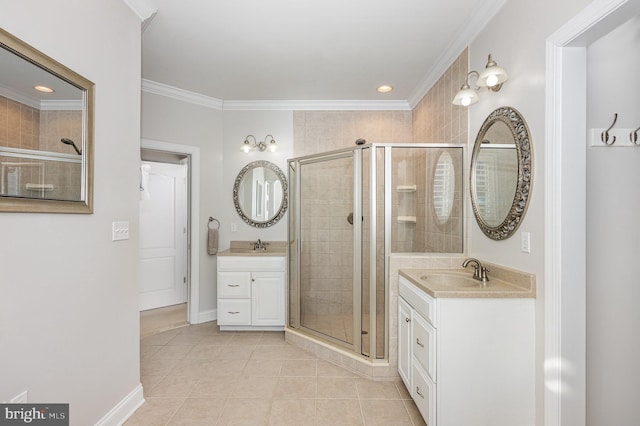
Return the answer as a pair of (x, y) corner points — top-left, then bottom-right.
(398, 275), (535, 426)
(217, 255), (285, 331)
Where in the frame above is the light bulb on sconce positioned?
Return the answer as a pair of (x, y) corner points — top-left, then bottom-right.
(241, 134), (277, 153)
(452, 54), (509, 106)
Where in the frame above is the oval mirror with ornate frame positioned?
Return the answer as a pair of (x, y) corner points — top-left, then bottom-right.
(233, 160), (288, 228)
(470, 106), (533, 240)
(0, 28), (94, 213)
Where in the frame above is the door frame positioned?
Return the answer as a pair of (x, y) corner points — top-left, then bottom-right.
(141, 138), (201, 324)
(544, 0), (639, 423)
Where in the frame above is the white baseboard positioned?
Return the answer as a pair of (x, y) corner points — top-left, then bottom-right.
(95, 383), (144, 426)
(195, 308), (217, 324)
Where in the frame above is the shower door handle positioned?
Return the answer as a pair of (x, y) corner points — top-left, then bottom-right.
(347, 212), (364, 225)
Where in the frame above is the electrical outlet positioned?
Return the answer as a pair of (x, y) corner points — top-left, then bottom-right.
(521, 232), (531, 253)
(231, 222), (237, 232)
(10, 390), (28, 403)
(112, 221), (130, 241)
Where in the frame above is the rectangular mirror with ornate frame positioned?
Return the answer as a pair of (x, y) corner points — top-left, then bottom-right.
(0, 28), (94, 213)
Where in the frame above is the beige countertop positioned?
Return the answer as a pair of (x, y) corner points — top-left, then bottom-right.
(217, 240), (287, 257)
(400, 264), (536, 299)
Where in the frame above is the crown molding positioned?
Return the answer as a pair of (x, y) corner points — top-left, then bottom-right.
(222, 99), (411, 111)
(0, 84), (40, 109)
(142, 79), (224, 109)
(122, 0), (156, 22)
(40, 100), (83, 111)
(407, 0), (508, 108)
(0, 85), (81, 110)
(122, 0), (157, 31)
(142, 79), (411, 111)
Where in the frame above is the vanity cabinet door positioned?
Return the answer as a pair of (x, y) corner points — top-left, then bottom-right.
(251, 272), (285, 326)
(398, 296), (412, 388)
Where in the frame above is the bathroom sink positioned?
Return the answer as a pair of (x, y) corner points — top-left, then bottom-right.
(418, 271), (483, 288)
(221, 240), (287, 256)
(399, 267), (536, 298)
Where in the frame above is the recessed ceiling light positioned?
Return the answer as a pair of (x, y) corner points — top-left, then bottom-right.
(34, 85), (54, 93)
(377, 85), (393, 93)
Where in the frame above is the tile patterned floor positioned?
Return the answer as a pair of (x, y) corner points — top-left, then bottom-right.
(127, 321), (426, 426)
(140, 304), (188, 338)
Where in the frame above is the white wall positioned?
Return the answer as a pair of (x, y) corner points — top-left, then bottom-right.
(467, 0), (592, 423)
(141, 97), (293, 314)
(220, 111), (294, 248)
(0, 1), (143, 424)
(586, 14), (640, 425)
(141, 92), (224, 314)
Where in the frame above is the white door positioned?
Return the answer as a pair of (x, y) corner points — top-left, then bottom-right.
(139, 161), (188, 311)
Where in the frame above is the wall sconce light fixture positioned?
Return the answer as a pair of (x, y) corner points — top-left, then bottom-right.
(452, 54), (509, 106)
(241, 134), (277, 153)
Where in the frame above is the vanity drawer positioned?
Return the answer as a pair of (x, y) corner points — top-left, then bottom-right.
(217, 299), (251, 325)
(412, 362), (436, 426)
(412, 311), (437, 382)
(218, 272), (251, 298)
(400, 276), (438, 327)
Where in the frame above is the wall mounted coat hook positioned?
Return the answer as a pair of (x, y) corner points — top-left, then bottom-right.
(601, 113), (618, 145)
(630, 125), (640, 145)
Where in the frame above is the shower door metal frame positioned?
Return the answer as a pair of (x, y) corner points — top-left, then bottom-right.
(290, 148), (363, 354)
(289, 143), (465, 361)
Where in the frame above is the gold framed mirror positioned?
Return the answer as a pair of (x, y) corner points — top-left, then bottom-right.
(233, 160), (288, 228)
(470, 106), (533, 240)
(0, 28), (94, 213)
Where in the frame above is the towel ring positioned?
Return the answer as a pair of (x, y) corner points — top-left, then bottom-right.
(208, 217), (220, 230)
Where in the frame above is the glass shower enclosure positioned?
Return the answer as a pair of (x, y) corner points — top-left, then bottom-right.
(288, 143), (464, 360)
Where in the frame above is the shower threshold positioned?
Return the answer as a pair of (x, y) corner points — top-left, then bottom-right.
(284, 327), (397, 381)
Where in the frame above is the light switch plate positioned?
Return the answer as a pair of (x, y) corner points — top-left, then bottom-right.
(112, 221), (129, 241)
(521, 232), (531, 253)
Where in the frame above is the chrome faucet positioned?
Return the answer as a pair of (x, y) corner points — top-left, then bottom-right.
(462, 258), (490, 284)
(253, 239), (268, 251)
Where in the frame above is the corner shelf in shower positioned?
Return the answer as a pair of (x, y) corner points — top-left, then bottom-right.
(396, 185), (417, 192)
(397, 216), (417, 223)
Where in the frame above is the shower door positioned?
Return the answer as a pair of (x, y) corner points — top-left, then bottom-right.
(295, 151), (361, 351)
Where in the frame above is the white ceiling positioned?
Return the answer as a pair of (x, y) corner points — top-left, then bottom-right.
(141, 0), (506, 105)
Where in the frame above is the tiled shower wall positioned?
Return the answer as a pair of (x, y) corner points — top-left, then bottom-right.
(0, 95), (83, 199)
(0, 95), (82, 153)
(292, 49), (468, 254)
(293, 111), (413, 156)
(288, 50), (469, 370)
(412, 48), (468, 253)
(412, 48), (469, 145)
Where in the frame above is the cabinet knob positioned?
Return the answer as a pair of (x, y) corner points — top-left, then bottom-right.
(252, 278), (255, 282)
(405, 317), (411, 323)
(227, 284), (239, 287)
(228, 311), (240, 314)
(416, 338), (424, 348)
(416, 386), (424, 398)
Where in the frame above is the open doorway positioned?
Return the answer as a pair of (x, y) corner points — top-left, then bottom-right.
(545, 1), (640, 424)
(140, 139), (202, 332)
(139, 149), (190, 336)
